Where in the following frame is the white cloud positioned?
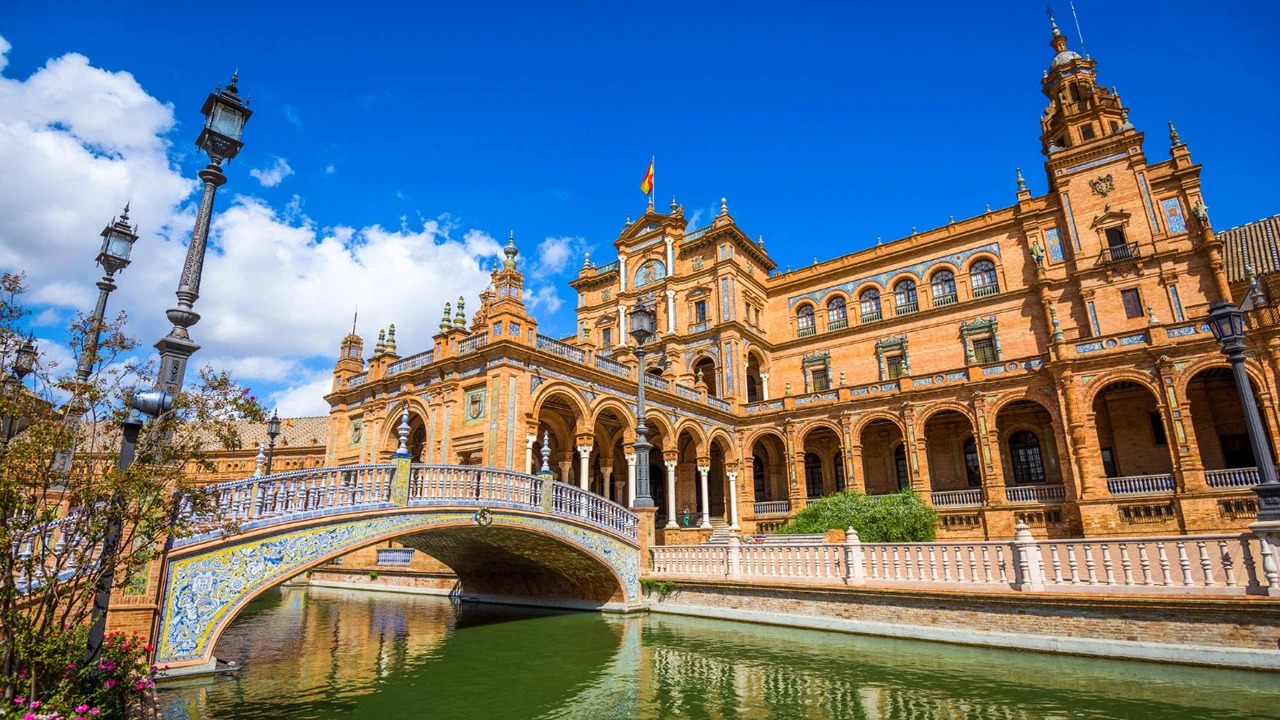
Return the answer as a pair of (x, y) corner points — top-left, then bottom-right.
(0, 36), (9, 74)
(525, 285), (563, 314)
(249, 156), (294, 187)
(324, 164), (335, 175)
(0, 36), (503, 414)
(534, 236), (589, 277)
(268, 367), (334, 416)
(283, 105), (302, 130)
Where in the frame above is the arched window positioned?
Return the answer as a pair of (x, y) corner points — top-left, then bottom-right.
(963, 437), (981, 488)
(796, 304), (816, 337)
(804, 453), (823, 498)
(931, 269), (957, 305)
(1008, 430), (1046, 484)
(833, 452), (846, 492)
(893, 445), (910, 491)
(753, 456), (767, 502)
(859, 289), (881, 321)
(894, 279), (918, 315)
(827, 297), (848, 329)
(971, 259), (999, 296)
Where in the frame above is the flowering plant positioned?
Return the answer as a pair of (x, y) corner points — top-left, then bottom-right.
(0, 627), (161, 719)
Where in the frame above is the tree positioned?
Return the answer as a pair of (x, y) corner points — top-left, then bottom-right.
(0, 273), (264, 709)
(776, 489), (938, 542)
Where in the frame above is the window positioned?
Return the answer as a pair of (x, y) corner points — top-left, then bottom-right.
(1080, 124), (1096, 141)
(1121, 288), (1143, 319)
(893, 280), (918, 314)
(811, 368), (830, 392)
(753, 456), (767, 502)
(1149, 412), (1167, 446)
(1069, 83), (1082, 102)
(931, 269), (957, 305)
(963, 437), (981, 488)
(827, 297), (848, 329)
(859, 289), (882, 321)
(893, 445), (909, 491)
(972, 337), (997, 365)
(1008, 431), (1046, 484)
(1109, 120), (1120, 133)
(970, 260), (998, 296)
(804, 453), (823, 498)
(886, 354), (905, 380)
(1101, 447), (1118, 478)
(1104, 227), (1132, 260)
(602, 328), (612, 346)
(694, 300), (707, 323)
(834, 453), (846, 492)
(796, 304), (816, 337)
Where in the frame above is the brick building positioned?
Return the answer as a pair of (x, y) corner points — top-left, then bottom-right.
(223, 22), (1278, 545)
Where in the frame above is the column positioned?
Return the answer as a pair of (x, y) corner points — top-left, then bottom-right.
(665, 236), (674, 271)
(617, 305), (626, 347)
(697, 463), (712, 529)
(727, 470), (740, 530)
(761, 372), (770, 401)
(618, 254), (627, 293)
(601, 463), (614, 502)
(558, 459), (572, 485)
(525, 433), (536, 474)
(577, 444), (593, 492)
(665, 458), (679, 528)
(665, 289), (676, 333)
(625, 451), (636, 506)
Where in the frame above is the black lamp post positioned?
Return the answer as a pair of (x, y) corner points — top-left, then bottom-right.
(266, 409), (281, 475)
(1207, 299), (1280, 521)
(84, 71), (251, 666)
(76, 207), (139, 385)
(3, 335), (37, 447)
(628, 304), (657, 507)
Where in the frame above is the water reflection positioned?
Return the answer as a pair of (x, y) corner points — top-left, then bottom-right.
(159, 587), (1280, 719)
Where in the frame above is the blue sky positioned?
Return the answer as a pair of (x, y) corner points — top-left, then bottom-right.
(0, 1), (1276, 414)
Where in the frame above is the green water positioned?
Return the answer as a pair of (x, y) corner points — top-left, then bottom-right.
(158, 586), (1280, 719)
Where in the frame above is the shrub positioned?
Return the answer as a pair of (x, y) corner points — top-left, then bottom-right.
(776, 490), (937, 542)
(368, 571), (378, 581)
(1, 626), (161, 720)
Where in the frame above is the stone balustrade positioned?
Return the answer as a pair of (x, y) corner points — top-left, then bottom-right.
(930, 489), (984, 507)
(753, 500), (791, 516)
(458, 333), (488, 355)
(1207, 468), (1260, 489)
(593, 353), (631, 379)
(387, 350), (434, 376)
(650, 528), (1280, 596)
(1005, 483), (1066, 504)
(536, 333), (586, 362)
(1107, 474), (1176, 496)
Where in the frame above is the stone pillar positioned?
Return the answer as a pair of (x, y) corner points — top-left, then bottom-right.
(625, 451), (637, 506)
(847, 442), (866, 494)
(664, 456), (679, 528)
(601, 463), (614, 503)
(727, 534), (742, 580)
(665, 236), (674, 271)
(558, 459), (572, 485)
(633, 506), (657, 572)
(973, 396), (1008, 505)
(1060, 374), (1108, 499)
(727, 469), (741, 530)
(697, 462), (712, 529)
(617, 305), (626, 347)
(665, 289), (676, 333)
(577, 442), (593, 492)
(761, 372), (770, 401)
(525, 433), (536, 475)
(1012, 521), (1046, 591)
(843, 528), (865, 585)
(618, 254), (627, 293)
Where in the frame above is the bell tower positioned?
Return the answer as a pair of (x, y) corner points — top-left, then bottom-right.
(1038, 14), (1131, 162)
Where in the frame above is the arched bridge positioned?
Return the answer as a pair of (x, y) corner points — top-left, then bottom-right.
(152, 462), (640, 671)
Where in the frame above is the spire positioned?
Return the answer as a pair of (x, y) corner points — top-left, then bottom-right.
(454, 296), (466, 328)
(385, 324), (397, 354)
(503, 231), (520, 270)
(351, 307), (358, 336)
(373, 328), (386, 357)
(671, 195), (678, 212)
(1016, 167), (1027, 193)
(719, 197), (728, 217)
(440, 302), (452, 332)
(1169, 120), (1182, 146)
(582, 251), (591, 270)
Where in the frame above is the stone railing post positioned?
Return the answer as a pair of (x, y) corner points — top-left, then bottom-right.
(843, 527), (865, 585)
(1012, 521), (1045, 591)
(1249, 520), (1280, 596)
(728, 534), (742, 580)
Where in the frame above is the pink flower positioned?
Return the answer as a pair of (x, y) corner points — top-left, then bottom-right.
(103, 679), (115, 688)
(28, 701), (40, 709)
(14, 697), (25, 704)
(90, 710), (101, 716)
(76, 705), (89, 713)
(135, 681), (146, 690)
(23, 712), (35, 720)
(66, 663), (75, 670)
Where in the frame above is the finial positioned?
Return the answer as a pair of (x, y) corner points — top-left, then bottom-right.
(949, 215), (955, 223)
(1168, 120), (1182, 146)
(1016, 167), (1027, 192)
(1048, 7), (1061, 36)
(386, 324), (397, 354)
(876, 237), (882, 245)
(583, 251), (591, 270)
(374, 328), (386, 357)
(254, 443), (266, 477)
(396, 408), (411, 456)
(986, 204), (992, 213)
(227, 69), (240, 94)
(120, 202), (131, 222)
(440, 302), (452, 332)
(719, 197), (728, 216)
(502, 231), (519, 270)
(813, 257), (818, 265)
(671, 195), (678, 211)
(352, 307), (358, 336)
(1147, 305), (1160, 326)
(454, 296), (466, 328)
(758, 235), (765, 248)
(540, 429), (552, 473)
(911, 227), (917, 235)
(625, 215), (631, 226)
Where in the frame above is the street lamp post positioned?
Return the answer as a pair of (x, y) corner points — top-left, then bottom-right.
(75, 207), (139, 385)
(266, 409), (281, 475)
(3, 336), (37, 447)
(83, 71), (251, 665)
(1207, 300), (1280, 521)
(628, 304), (657, 507)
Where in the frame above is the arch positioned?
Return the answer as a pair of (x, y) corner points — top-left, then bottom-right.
(1175, 356), (1270, 400)
(1081, 369), (1163, 408)
(744, 427), (789, 455)
(1090, 378), (1174, 478)
(674, 419), (708, 453)
(964, 252), (1002, 274)
(642, 410), (675, 443)
(858, 287), (883, 319)
(589, 397), (636, 431)
(1184, 365), (1277, 471)
(796, 303), (816, 335)
(987, 390), (1061, 425)
(916, 401), (977, 428)
(967, 256), (1000, 294)
(692, 356), (719, 397)
(155, 507), (639, 670)
(825, 295), (849, 328)
(798, 418), (844, 444)
(633, 258), (667, 288)
(530, 382), (592, 422)
(851, 410), (906, 438)
(707, 427), (738, 463)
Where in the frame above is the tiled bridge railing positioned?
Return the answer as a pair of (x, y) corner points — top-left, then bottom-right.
(651, 525), (1280, 596)
(191, 463), (639, 543)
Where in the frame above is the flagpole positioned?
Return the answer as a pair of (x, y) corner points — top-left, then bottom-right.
(649, 155), (654, 208)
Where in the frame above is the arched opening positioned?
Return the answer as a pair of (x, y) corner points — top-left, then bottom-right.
(995, 400), (1062, 488)
(893, 279), (919, 316)
(923, 410), (978, 493)
(1091, 380), (1174, 479)
(859, 289), (881, 323)
(708, 438), (729, 522)
(796, 304), (816, 338)
(860, 419), (905, 495)
(748, 433), (789, 514)
(536, 391), (586, 487)
(693, 357), (719, 398)
(675, 429), (703, 526)
(827, 297), (848, 330)
(970, 259), (999, 296)
(1186, 367), (1276, 471)
(745, 352), (764, 403)
(930, 269), (957, 307)
(643, 413), (671, 525)
(591, 408), (631, 501)
(802, 426), (842, 499)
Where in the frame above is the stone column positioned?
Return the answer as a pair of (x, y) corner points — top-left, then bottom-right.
(761, 372), (770, 401)
(525, 433), (536, 475)
(577, 443), (593, 492)
(558, 459), (572, 485)
(601, 463), (614, 502)
(665, 456), (679, 528)
(665, 289), (676, 333)
(625, 451), (637, 506)
(618, 253), (627, 293)
(727, 469), (741, 530)
(617, 305), (626, 347)
(1060, 374), (1107, 499)
(665, 236), (674, 271)
(972, 396), (1008, 505)
(697, 463), (713, 529)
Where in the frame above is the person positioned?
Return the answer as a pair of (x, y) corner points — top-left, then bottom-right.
(681, 504), (691, 528)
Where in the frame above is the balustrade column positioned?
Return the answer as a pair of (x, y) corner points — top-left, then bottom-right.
(664, 457), (679, 528)
(727, 469), (741, 530)
(697, 463), (712, 529)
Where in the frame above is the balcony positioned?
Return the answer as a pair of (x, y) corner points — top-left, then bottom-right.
(972, 283), (1000, 298)
(1099, 242), (1140, 264)
(458, 333), (488, 355)
(593, 354), (631, 379)
(931, 488), (983, 507)
(860, 310), (882, 324)
(1206, 467), (1260, 489)
(536, 333), (586, 363)
(796, 325), (816, 338)
(753, 500), (791, 516)
(827, 317), (848, 331)
(387, 350), (434, 376)
(347, 372), (368, 389)
(1005, 483), (1066, 504)
(932, 292), (958, 308)
(895, 301), (919, 316)
(1107, 474), (1175, 496)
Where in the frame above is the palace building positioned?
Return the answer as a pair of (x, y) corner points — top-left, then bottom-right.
(203, 21), (1280, 544)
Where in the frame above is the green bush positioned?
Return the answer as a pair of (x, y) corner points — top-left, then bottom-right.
(368, 571), (379, 581)
(776, 490), (937, 542)
(1, 625), (161, 719)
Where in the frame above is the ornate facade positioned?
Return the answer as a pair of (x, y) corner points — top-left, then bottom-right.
(247, 24), (1280, 543)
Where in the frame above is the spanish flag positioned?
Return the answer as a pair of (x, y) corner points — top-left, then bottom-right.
(640, 158), (654, 196)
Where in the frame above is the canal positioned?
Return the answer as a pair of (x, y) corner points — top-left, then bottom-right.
(158, 586), (1280, 719)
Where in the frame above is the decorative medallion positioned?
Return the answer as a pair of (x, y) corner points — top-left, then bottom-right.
(474, 507), (493, 527)
(1088, 174), (1115, 197)
(466, 387), (486, 421)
